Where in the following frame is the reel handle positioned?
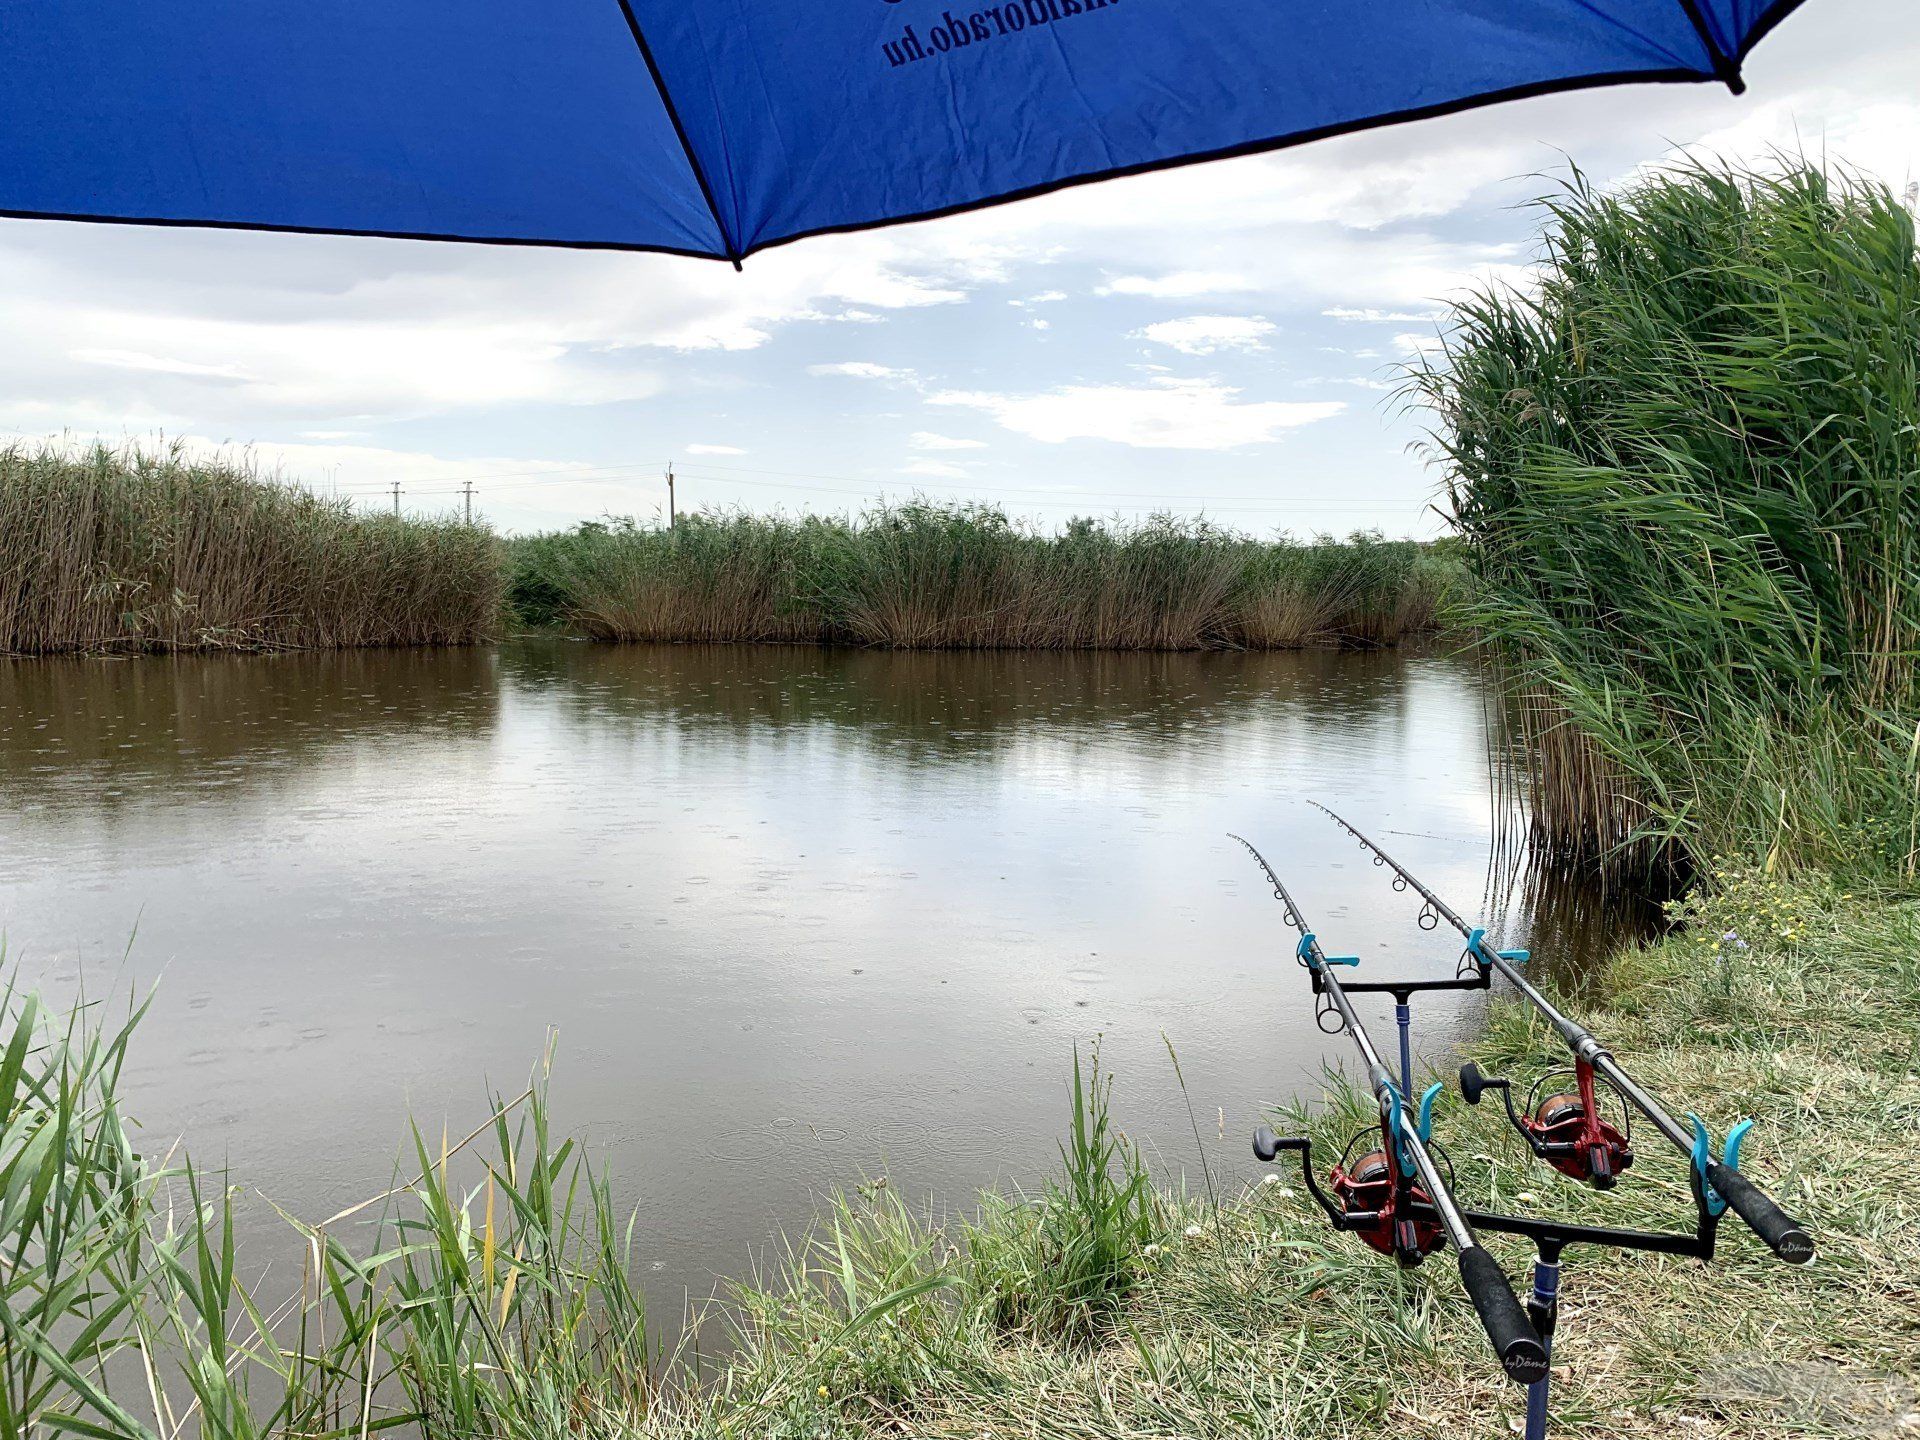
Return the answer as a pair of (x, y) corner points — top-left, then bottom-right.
(1458, 1245), (1549, 1384)
(1252, 1125), (1308, 1162)
(1705, 1162), (1815, 1264)
(1458, 1061), (1509, 1105)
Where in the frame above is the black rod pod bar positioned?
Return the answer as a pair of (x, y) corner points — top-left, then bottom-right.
(1308, 803), (1814, 1266)
(1230, 835), (1549, 1385)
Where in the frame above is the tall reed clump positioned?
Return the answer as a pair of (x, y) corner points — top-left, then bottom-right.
(510, 504), (1451, 651)
(1409, 159), (1920, 882)
(0, 443), (505, 653)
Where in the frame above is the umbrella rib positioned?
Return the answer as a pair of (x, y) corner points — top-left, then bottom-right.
(611, 1), (742, 266)
(1670, 0), (1748, 91)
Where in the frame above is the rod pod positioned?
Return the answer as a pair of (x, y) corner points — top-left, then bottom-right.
(1309, 803), (1815, 1266)
(1232, 835), (1548, 1385)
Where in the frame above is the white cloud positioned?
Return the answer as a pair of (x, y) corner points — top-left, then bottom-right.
(1097, 271), (1251, 299)
(899, 459), (973, 479)
(71, 348), (254, 382)
(1138, 316), (1276, 356)
(1324, 307), (1447, 324)
(910, 432), (987, 451)
(1392, 331), (1447, 360)
(1637, 94), (1920, 198)
(0, 221), (990, 436)
(686, 443), (746, 455)
(931, 378), (1343, 450)
(808, 361), (911, 380)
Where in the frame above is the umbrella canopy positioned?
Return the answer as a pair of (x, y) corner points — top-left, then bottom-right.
(1, 1), (1803, 264)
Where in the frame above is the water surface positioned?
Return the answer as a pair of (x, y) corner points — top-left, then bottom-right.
(0, 641), (1638, 1323)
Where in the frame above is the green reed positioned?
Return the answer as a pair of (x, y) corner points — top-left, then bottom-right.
(0, 976), (1171, 1439)
(1408, 158), (1920, 881)
(508, 505), (1452, 651)
(0, 442), (504, 654)
(0, 976), (657, 1440)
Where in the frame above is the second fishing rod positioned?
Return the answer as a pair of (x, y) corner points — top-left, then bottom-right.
(1309, 802), (1815, 1266)
(1231, 835), (1549, 1384)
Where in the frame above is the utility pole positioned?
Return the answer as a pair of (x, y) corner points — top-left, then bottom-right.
(390, 480), (402, 517)
(667, 463), (676, 531)
(462, 480), (475, 525)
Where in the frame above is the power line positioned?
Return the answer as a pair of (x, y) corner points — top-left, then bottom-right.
(322, 454), (1417, 509)
(324, 458), (674, 494)
(329, 468), (1422, 511)
(312, 453), (1434, 527)
(669, 457), (1421, 506)
(669, 469), (1421, 510)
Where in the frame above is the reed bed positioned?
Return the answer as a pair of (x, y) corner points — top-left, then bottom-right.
(7, 869), (1912, 1438)
(509, 504), (1451, 651)
(1409, 159), (1920, 881)
(0, 977), (658, 1440)
(0, 443), (504, 653)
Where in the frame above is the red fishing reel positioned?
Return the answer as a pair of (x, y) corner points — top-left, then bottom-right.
(1461, 1060), (1634, 1188)
(1253, 1124), (1449, 1266)
(1329, 1129), (1446, 1263)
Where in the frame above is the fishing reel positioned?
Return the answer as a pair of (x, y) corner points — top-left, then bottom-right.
(1329, 1128), (1447, 1262)
(1460, 1060), (1634, 1188)
(1255, 1124), (1451, 1266)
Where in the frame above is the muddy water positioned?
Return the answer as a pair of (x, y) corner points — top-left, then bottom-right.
(0, 641), (1647, 1324)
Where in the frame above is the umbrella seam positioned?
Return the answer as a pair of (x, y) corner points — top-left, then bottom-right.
(612, 0), (741, 264)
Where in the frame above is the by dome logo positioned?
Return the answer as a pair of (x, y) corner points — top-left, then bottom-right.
(880, 0), (1121, 67)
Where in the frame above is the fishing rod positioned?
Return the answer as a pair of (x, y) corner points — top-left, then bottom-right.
(1307, 803), (1814, 1266)
(1229, 835), (1549, 1385)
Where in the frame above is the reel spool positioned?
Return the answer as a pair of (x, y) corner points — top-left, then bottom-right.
(1520, 1069), (1634, 1188)
(1330, 1130), (1445, 1263)
(1460, 1060), (1635, 1189)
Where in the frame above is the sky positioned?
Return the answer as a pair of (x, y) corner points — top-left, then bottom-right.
(1, 0), (1915, 540)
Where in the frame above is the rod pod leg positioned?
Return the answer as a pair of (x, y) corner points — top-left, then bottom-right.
(1524, 1246), (1562, 1440)
(1394, 999), (1414, 1099)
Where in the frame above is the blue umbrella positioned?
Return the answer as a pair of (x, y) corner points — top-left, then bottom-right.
(0, 1), (1805, 264)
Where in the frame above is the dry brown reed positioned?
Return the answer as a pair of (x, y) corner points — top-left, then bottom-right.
(0, 442), (504, 654)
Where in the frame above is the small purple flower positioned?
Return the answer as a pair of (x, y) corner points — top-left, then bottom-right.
(1720, 930), (1749, 951)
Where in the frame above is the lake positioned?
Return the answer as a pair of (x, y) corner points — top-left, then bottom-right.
(0, 640), (1644, 1329)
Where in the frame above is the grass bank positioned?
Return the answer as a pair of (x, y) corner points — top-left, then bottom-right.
(509, 505), (1453, 650)
(1410, 159), (1920, 882)
(7, 867), (1912, 1438)
(0, 443), (503, 654)
(675, 868), (1915, 1439)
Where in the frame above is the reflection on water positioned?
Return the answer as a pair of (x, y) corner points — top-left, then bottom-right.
(0, 639), (1648, 1321)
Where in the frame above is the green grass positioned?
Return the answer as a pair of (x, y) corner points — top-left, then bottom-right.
(5, 868), (1913, 1438)
(508, 505), (1454, 651)
(1407, 158), (1920, 882)
(0, 442), (504, 654)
